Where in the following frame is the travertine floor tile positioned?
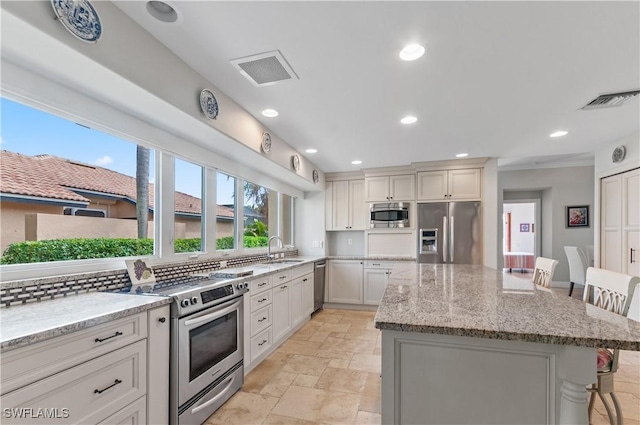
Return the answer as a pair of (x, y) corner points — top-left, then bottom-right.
(242, 351), (292, 393)
(204, 391), (278, 425)
(260, 371), (298, 398)
(349, 353), (382, 374)
(320, 322), (352, 333)
(278, 338), (323, 356)
(293, 374), (320, 388)
(355, 410), (382, 424)
(271, 385), (360, 423)
(343, 328), (380, 341)
(328, 358), (350, 369)
(282, 354), (331, 376)
(308, 330), (331, 343)
(320, 336), (376, 354)
(315, 367), (369, 394)
(315, 349), (354, 361)
(359, 372), (382, 414)
(262, 413), (318, 424)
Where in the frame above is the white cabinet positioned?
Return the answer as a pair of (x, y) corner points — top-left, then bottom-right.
(326, 179), (366, 230)
(601, 168), (640, 276)
(365, 174), (415, 202)
(363, 261), (415, 305)
(363, 268), (389, 305)
(290, 273), (314, 328)
(272, 281), (291, 342)
(417, 169), (481, 201)
(327, 260), (364, 304)
(303, 274), (314, 316)
(0, 305), (169, 425)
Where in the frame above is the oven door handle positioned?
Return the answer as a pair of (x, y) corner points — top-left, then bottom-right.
(190, 374), (237, 415)
(183, 299), (240, 328)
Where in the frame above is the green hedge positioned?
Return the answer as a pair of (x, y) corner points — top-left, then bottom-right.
(1, 236), (270, 264)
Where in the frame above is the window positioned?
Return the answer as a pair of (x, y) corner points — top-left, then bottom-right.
(217, 172), (236, 250)
(243, 182), (272, 248)
(174, 158), (204, 253)
(0, 97), (155, 265)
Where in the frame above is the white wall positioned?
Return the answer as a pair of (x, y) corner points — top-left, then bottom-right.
(483, 158), (499, 269)
(504, 203), (535, 253)
(499, 166), (595, 283)
(326, 232), (365, 256)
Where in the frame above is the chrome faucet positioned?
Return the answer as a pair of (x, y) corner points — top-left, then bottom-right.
(267, 236), (283, 261)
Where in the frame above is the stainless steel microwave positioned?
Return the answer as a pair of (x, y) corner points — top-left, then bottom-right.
(370, 202), (410, 228)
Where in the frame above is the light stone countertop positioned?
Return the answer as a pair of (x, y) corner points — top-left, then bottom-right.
(0, 292), (171, 352)
(374, 263), (640, 350)
(327, 256), (416, 261)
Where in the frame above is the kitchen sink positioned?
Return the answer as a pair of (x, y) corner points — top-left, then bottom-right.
(271, 259), (305, 264)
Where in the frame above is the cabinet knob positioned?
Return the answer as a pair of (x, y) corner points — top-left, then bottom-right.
(158, 317), (166, 323)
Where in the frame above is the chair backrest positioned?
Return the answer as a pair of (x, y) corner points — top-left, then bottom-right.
(532, 257), (559, 288)
(583, 267), (640, 317)
(564, 246), (588, 285)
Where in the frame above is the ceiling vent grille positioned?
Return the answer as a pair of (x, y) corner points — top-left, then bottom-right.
(230, 50), (298, 86)
(582, 90), (640, 110)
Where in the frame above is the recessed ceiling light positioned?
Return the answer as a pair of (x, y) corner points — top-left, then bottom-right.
(261, 109), (279, 118)
(399, 44), (425, 61)
(351, 160), (362, 165)
(305, 148), (318, 154)
(549, 130), (568, 138)
(456, 153), (469, 158)
(146, 1), (178, 23)
(401, 116), (418, 124)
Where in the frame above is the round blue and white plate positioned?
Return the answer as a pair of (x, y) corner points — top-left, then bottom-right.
(51, 0), (102, 43)
(200, 89), (219, 120)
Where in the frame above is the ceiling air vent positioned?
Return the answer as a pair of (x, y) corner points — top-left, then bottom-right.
(581, 90), (640, 110)
(230, 50), (298, 86)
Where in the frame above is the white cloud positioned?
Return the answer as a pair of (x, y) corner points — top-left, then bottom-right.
(94, 155), (113, 166)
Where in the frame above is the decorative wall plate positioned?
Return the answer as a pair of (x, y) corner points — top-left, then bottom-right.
(292, 154), (300, 172)
(261, 132), (272, 153)
(612, 145), (626, 163)
(199, 89), (219, 119)
(51, 0), (102, 43)
(312, 169), (319, 183)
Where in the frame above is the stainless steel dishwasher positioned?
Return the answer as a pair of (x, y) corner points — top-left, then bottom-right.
(313, 260), (326, 312)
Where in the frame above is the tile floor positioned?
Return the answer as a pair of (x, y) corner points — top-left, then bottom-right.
(205, 278), (639, 425)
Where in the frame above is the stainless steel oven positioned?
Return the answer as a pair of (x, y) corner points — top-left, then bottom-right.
(163, 279), (248, 424)
(370, 202), (410, 228)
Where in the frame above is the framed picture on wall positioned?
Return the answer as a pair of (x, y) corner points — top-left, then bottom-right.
(566, 205), (589, 228)
(519, 223), (530, 232)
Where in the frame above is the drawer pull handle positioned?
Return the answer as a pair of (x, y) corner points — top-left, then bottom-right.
(94, 379), (122, 394)
(258, 298), (267, 303)
(95, 331), (123, 343)
(279, 276), (286, 280)
(281, 285), (287, 289)
(258, 339), (268, 346)
(158, 317), (166, 323)
(258, 317), (267, 322)
(303, 278), (308, 282)
(258, 282), (267, 287)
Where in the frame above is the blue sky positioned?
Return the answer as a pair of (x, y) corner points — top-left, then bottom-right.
(1, 97), (235, 203)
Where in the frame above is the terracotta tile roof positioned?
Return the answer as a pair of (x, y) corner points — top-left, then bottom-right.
(0, 150), (234, 218)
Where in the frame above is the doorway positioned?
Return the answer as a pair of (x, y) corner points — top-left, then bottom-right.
(503, 200), (540, 272)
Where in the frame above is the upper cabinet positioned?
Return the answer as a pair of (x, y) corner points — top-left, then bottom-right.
(365, 174), (415, 202)
(417, 169), (481, 201)
(326, 179), (367, 231)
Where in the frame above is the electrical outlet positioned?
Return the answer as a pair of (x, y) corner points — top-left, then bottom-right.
(220, 260), (227, 268)
(312, 240), (319, 248)
(348, 238), (353, 245)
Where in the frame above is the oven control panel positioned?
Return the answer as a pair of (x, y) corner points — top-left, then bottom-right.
(202, 284), (234, 305)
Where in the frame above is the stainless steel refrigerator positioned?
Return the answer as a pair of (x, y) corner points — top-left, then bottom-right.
(417, 202), (482, 264)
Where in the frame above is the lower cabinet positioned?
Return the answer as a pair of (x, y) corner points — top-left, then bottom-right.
(327, 260), (364, 304)
(363, 268), (389, 305)
(272, 282), (291, 341)
(0, 305), (170, 425)
(303, 274), (314, 316)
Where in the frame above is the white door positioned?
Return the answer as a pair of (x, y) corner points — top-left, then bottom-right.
(448, 169), (481, 200)
(365, 176), (389, 202)
(290, 277), (305, 328)
(327, 260), (363, 304)
(349, 180), (367, 230)
(417, 171), (448, 201)
(332, 180), (350, 230)
(389, 174), (416, 201)
(302, 274), (314, 316)
(623, 169), (639, 276)
(601, 174), (623, 272)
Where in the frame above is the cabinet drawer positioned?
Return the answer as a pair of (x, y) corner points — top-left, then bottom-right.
(272, 270), (290, 284)
(364, 260), (394, 269)
(97, 396), (146, 425)
(289, 264), (313, 280)
(250, 305), (272, 337)
(250, 290), (272, 312)
(1, 312), (147, 394)
(250, 327), (272, 363)
(251, 276), (272, 295)
(2, 340), (147, 424)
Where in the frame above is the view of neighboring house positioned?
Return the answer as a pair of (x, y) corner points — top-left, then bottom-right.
(0, 150), (242, 252)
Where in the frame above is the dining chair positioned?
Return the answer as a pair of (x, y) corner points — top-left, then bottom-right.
(531, 257), (559, 288)
(583, 267), (640, 425)
(564, 246), (588, 297)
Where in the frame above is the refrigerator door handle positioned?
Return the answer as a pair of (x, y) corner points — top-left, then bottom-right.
(450, 215), (455, 263)
(443, 216), (448, 263)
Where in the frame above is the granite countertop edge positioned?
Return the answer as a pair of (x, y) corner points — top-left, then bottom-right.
(327, 256), (416, 261)
(374, 321), (640, 351)
(1, 294), (172, 352)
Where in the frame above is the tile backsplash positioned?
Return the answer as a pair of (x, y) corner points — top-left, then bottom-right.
(0, 250), (298, 308)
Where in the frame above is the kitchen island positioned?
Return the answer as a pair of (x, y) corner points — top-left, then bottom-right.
(374, 264), (640, 425)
